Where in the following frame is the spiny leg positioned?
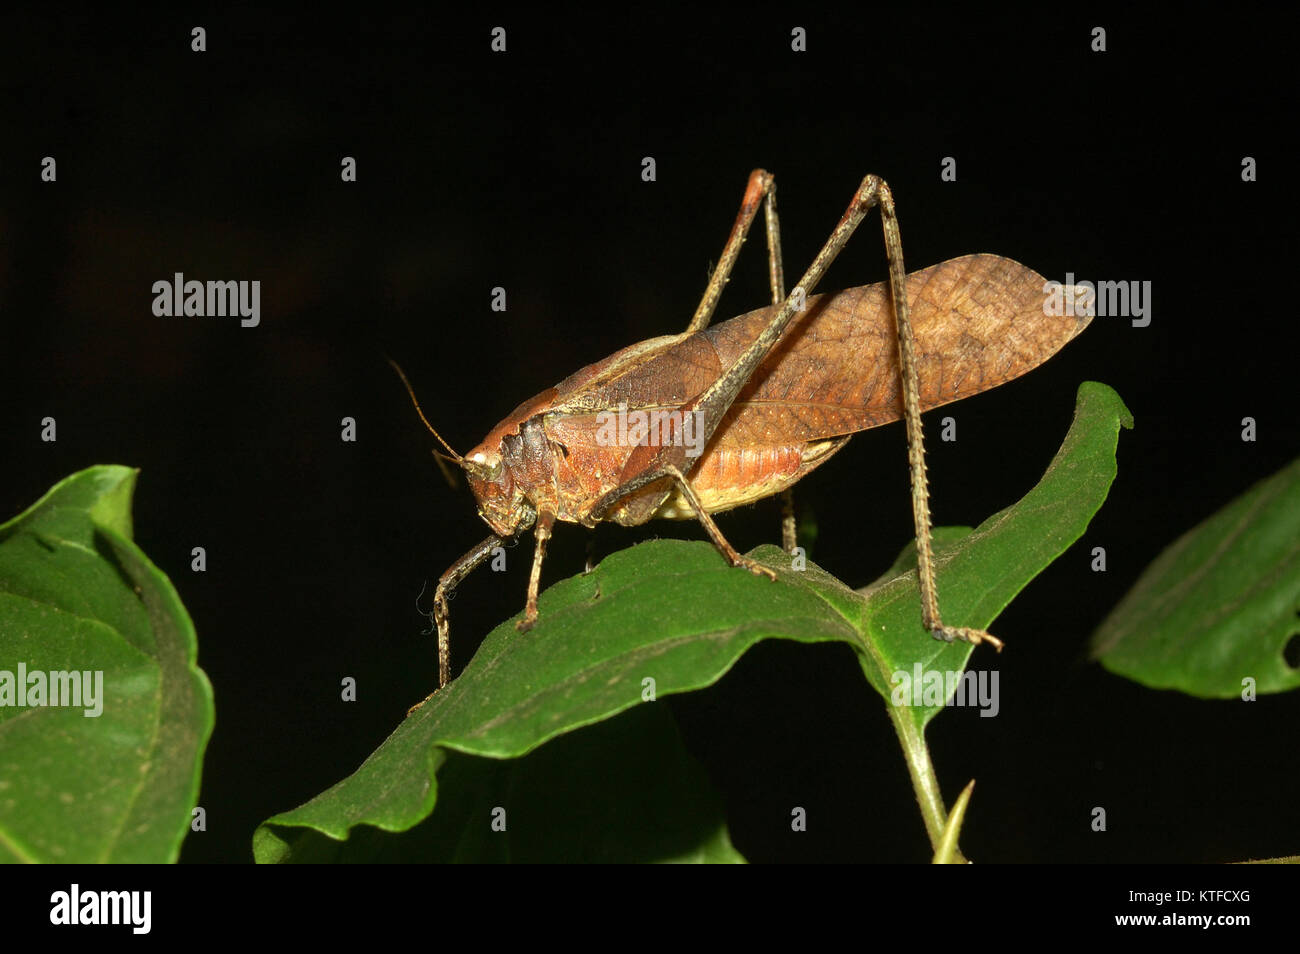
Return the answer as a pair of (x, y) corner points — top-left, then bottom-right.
(588, 176), (913, 536)
(684, 170), (800, 553)
(596, 174), (1000, 651)
(750, 180), (802, 556)
(750, 174), (801, 554)
(686, 176), (901, 447)
(764, 196), (800, 555)
(872, 180), (1002, 651)
(516, 509), (556, 633)
(686, 169), (785, 334)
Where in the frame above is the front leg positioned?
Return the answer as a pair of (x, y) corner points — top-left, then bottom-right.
(432, 534), (502, 688)
(517, 509), (557, 632)
(407, 533), (503, 714)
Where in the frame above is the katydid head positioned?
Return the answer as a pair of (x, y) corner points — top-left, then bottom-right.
(388, 358), (538, 539)
(462, 444), (535, 538)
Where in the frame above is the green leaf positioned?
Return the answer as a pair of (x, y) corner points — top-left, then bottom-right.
(257, 703), (743, 863)
(850, 381), (1133, 732)
(257, 382), (1129, 859)
(255, 536), (846, 861)
(1092, 457), (1300, 698)
(0, 466), (213, 862)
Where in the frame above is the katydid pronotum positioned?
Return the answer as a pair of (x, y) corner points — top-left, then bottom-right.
(395, 170), (1092, 696)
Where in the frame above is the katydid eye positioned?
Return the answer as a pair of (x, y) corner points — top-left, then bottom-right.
(469, 451), (504, 480)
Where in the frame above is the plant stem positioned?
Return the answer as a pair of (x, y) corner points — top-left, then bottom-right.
(884, 702), (966, 863)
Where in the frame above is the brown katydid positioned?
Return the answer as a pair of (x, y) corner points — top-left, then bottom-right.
(395, 169), (1092, 695)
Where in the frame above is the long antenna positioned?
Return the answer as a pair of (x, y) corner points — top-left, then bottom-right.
(386, 358), (463, 464)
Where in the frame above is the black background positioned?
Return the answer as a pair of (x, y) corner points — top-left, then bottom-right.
(2, 8), (1296, 864)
